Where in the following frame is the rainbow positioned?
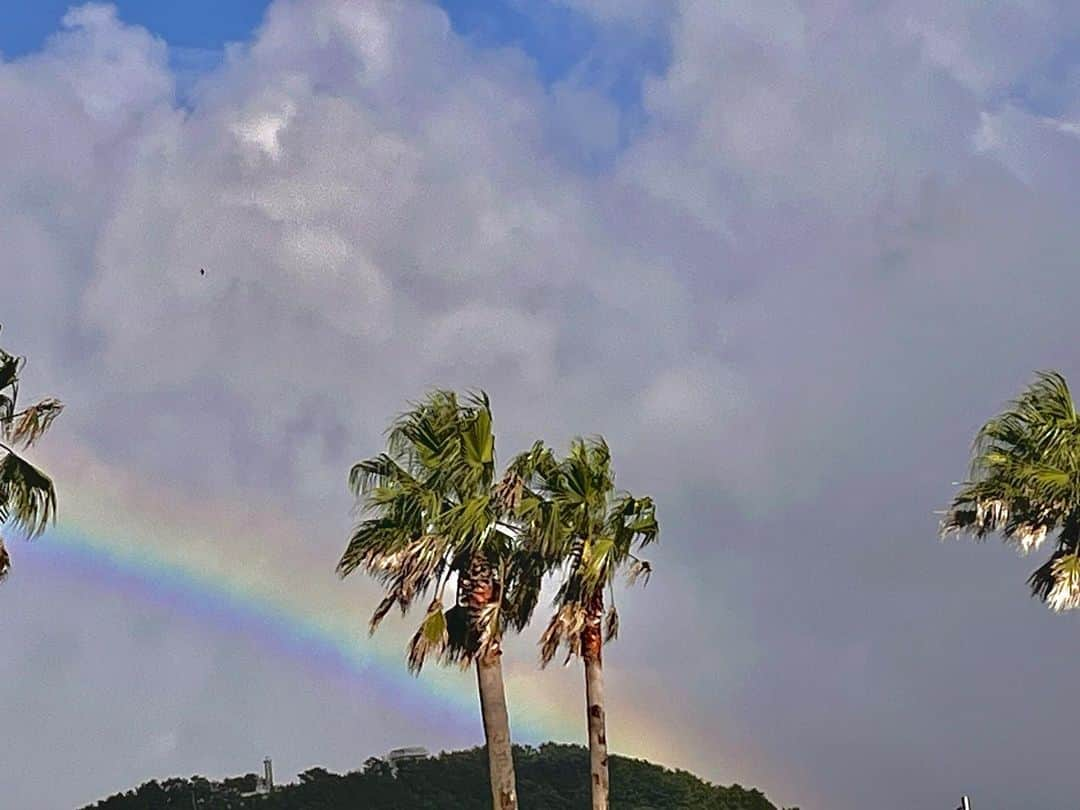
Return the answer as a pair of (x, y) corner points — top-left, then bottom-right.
(18, 440), (581, 743)
(14, 438), (701, 776)
(23, 526), (516, 737)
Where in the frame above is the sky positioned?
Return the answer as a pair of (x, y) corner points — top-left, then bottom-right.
(0, 1), (1078, 808)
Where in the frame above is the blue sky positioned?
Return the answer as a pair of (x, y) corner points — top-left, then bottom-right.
(0, 0), (665, 132)
(0, 0), (269, 54)
(0, 0), (603, 82)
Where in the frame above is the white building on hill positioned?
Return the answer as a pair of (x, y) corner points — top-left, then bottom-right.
(384, 746), (429, 775)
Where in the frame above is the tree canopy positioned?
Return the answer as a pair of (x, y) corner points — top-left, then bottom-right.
(81, 743), (781, 810)
(942, 371), (1080, 610)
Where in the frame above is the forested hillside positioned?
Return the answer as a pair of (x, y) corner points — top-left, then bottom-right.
(83, 743), (786, 810)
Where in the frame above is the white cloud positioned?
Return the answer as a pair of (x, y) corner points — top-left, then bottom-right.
(639, 364), (744, 429)
(4, 0), (1080, 807)
(423, 304), (558, 387)
(897, 0), (1074, 97)
(51, 3), (173, 127)
(231, 102), (295, 160)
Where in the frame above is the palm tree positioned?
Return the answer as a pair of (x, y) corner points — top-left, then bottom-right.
(0, 327), (62, 580)
(511, 437), (658, 810)
(338, 391), (547, 810)
(942, 371), (1080, 611)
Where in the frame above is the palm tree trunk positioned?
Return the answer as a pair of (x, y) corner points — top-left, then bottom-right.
(582, 591), (609, 810)
(476, 648), (518, 810)
(466, 553), (518, 810)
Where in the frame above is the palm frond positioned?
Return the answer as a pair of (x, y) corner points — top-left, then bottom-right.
(539, 603), (586, 666)
(944, 371), (1080, 610)
(526, 435), (660, 660)
(503, 548), (547, 633)
(1045, 553), (1080, 612)
(626, 558), (653, 587)
(406, 599), (449, 674)
(341, 389), (545, 670)
(0, 450), (57, 537)
(348, 454), (418, 497)
(0, 335), (62, 554)
(8, 398), (64, 449)
(493, 470), (525, 514)
(604, 604), (619, 643)
(0, 350), (22, 394)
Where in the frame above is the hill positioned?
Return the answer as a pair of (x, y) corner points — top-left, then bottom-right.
(82, 742), (787, 809)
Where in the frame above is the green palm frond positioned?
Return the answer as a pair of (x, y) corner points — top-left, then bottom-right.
(507, 441), (558, 480)
(515, 434), (659, 665)
(443, 495), (495, 547)
(407, 599), (450, 674)
(348, 454), (418, 497)
(340, 389), (552, 673)
(460, 398), (494, 469)
(943, 371), (1080, 609)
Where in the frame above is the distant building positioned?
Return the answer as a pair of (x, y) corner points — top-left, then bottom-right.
(259, 758), (274, 794)
(241, 758), (274, 798)
(384, 746), (429, 775)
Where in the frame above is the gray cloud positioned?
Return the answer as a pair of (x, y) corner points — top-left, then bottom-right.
(2, 1), (1079, 807)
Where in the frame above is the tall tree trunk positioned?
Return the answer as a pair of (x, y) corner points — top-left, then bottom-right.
(466, 553), (519, 810)
(582, 590), (609, 810)
(477, 649), (518, 810)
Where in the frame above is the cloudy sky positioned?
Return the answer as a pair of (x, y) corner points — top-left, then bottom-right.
(1, 1), (1079, 807)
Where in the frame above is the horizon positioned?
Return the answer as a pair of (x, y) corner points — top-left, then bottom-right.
(2, 1), (1079, 809)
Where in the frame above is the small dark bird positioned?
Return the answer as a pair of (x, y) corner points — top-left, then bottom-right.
(200, 268), (206, 276)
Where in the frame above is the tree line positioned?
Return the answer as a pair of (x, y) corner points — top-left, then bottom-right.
(82, 743), (782, 810)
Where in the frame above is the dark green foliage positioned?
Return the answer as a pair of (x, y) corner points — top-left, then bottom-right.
(84, 774), (255, 809)
(81, 743), (779, 810)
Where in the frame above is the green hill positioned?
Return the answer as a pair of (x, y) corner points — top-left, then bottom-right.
(83, 743), (786, 810)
